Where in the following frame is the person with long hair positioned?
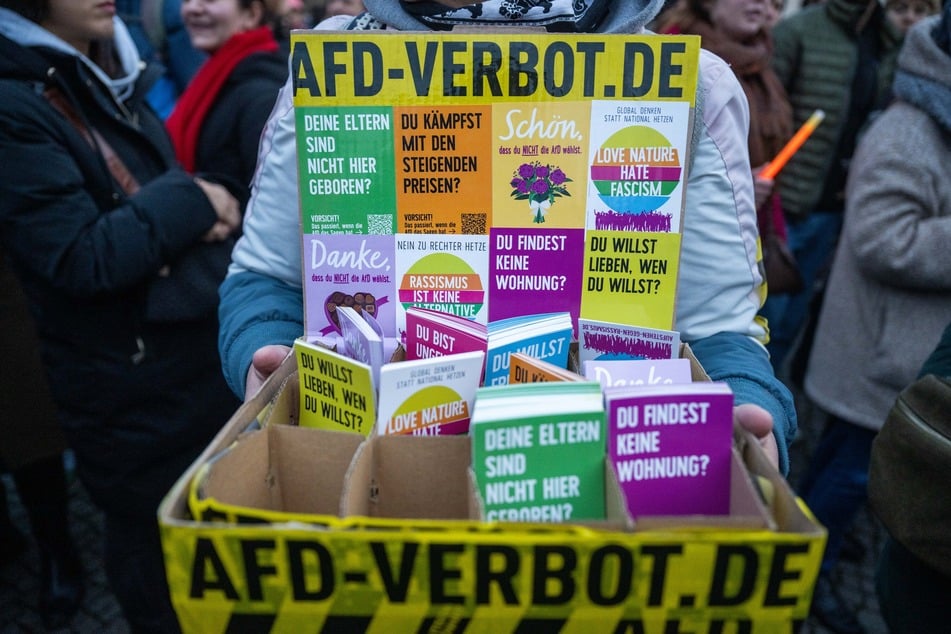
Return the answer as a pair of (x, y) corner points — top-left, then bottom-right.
(0, 1), (243, 630)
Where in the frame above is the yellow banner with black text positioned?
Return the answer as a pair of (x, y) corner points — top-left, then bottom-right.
(163, 521), (822, 634)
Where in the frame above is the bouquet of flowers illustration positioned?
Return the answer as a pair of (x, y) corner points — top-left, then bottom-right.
(509, 161), (572, 223)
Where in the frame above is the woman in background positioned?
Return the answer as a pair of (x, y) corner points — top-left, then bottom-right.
(657, 0), (795, 286)
(0, 1), (242, 630)
(170, 0), (288, 186)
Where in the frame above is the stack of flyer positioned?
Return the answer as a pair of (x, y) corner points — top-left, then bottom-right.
(375, 350), (485, 436)
(508, 352), (586, 384)
(293, 339), (376, 437)
(405, 307), (573, 386)
(577, 317), (680, 364)
(603, 381), (734, 518)
(335, 306), (385, 390)
(470, 381), (607, 523)
(484, 311), (573, 386)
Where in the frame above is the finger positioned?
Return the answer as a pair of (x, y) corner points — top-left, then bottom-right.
(253, 345), (292, 376)
(734, 403), (773, 439)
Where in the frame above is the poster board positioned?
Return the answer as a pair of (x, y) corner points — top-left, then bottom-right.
(292, 31), (698, 343)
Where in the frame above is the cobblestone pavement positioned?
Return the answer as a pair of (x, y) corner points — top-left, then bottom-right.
(789, 392), (888, 634)
(1, 393), (887, 634)
(0, 465), (129, 634)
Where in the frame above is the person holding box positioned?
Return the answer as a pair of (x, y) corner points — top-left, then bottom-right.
(218, 0), (798, 475)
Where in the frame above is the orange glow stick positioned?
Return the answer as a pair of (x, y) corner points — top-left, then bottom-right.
(761, 109), (825, 180)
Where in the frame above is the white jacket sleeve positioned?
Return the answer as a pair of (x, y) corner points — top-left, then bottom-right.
(676, 50), (768, 345)
(227, 14), (355, 287)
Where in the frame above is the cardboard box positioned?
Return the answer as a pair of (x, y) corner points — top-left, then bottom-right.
(160, 353), (825, 633)
(189, 423), (364, 526)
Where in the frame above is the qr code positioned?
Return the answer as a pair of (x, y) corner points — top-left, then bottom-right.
(461, 213), (487, 234)
(366, 214), (393, 234)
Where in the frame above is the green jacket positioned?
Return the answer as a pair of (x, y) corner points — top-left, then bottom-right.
(921, 321), (951, 379)
(771, 0), (902, 220)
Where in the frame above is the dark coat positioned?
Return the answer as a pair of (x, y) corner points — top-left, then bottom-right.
(0, 34), (240, 519)
(771, 0), (902, 218)
(0, 251), (67, 472)
(194, 51), (288, 187)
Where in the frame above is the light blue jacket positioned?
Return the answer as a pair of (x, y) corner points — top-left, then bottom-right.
(218, 0), (797, 473)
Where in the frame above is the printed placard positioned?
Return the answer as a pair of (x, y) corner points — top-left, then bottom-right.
(302, 233), (397, 340)
(491, 102), (589, 229)
(296, 107), (397, 234)
(605, 382), (734, 517)
(488, 227), (584, 328)
(394, 105), (493, 234)
(292, 32), (701, 349)
(586, 101), (691, 233)
(394, 234), (490, 335)
(580, 229), (681, 330)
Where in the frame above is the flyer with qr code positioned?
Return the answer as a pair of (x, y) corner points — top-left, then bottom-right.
(293, 32), (699, 343)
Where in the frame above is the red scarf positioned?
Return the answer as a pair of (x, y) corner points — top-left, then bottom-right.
(166, 26), (279, 173)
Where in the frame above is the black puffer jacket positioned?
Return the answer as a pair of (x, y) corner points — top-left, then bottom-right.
(193, 50), (288, 185)
(0, 30), (239, 519)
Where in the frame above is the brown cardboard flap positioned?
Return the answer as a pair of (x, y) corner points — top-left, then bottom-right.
(681, 343), (710, 381)
(201, 423), (363, 516)
(735, 425), (823, 534)
(341, 434), (476, 521)
(201, 429), (272, 511)
(260, 371), (300, 428)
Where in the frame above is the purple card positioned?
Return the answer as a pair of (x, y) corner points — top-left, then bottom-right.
(605, 382), (734, 518)
(303, 233), (397, 341)
(488, 227), (584, 334)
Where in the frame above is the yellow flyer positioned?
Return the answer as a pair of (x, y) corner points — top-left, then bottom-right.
(294, 339), (375, 435)
(580, 229), (682, 329)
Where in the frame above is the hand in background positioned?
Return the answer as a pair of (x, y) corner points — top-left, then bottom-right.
(194, 177), (241, 242)
(734, 403), (779, 470)
(245, 344), (292, 401)
(752, 165), (774, 211)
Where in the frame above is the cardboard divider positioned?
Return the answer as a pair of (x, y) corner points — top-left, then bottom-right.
(188, 424), (363, 525)
(187, 343), (775, 532)
(341, 435), (476, 521)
